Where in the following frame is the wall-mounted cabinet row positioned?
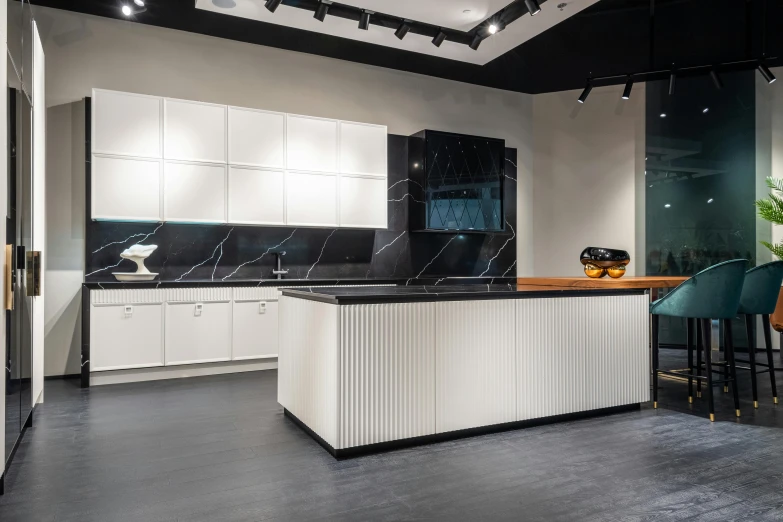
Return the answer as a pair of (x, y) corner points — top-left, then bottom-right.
(90, 89), (388, 229)
(89, 288), (280, 372)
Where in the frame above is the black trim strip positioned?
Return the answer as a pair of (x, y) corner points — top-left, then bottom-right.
(285, 404), (642, 459)
(1, 407), (34, 495)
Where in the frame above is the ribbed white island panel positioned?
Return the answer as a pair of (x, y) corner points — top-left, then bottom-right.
(517, 294), (650, 421)
(339, 303), (436, 449)
(278, 296), (339, 447)
(436, 300), (517, 433)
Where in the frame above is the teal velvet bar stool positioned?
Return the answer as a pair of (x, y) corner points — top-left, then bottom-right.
(736, 261), (783, 408)
(650, 259), (748, 421)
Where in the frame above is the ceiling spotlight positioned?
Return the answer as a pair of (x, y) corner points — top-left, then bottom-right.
(758, 63), (777, 84)
(524, 0), (541, 15)
(710, 69), (723, 90)
(577, 80), (592, 104)
(622, 75), (633, 100)
(660, 113), (667, 118)
(133, 0), (144, 5)
(359, 10), (371, 30)
(664, 204), (671, 208)
(702, 107), (709, 114)
(488, 24), (498, 34)
(668, 70), (676, 95)
(121, 4), (132, 16)
(707, 198), (714, 203)
(432, 29), (447, 47)
(265, 0), (283, 13)
(314, 1), (329, 22)
(469, 33), (483, 51)
(395, 20), (410, 40)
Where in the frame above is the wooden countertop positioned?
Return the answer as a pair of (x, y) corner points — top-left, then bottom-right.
(516, 276), (687, 291)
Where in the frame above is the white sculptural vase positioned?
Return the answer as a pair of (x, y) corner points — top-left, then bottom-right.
(113, 244), (159, 281)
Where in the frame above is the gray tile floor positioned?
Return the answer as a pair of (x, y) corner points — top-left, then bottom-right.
(2, 349), (783, 521)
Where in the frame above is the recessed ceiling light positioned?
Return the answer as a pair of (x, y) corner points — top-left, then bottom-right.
(463, 9), (471, 14)
(212, 0), (236, 7)
(133, 0), (145, 6)
(660, 113), (667, 118)
(488, 24), (498, 34)
(707, 198), (714, 203)
(121, 5), (132, 16)
(664, 204), (671, 208)
(702, 107), (709, 114)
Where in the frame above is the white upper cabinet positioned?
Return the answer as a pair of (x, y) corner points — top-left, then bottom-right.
(228, 107), (285, 169)
(164, 99), (227, 163)
(93, 89), (162, 158)
(92, 156), (161, 221)
(286, 115), (338, 173)
(286, 171), (338, 227)
(339, 121), (387, 177)
(339, 176), (387, 229)
(228, 166), (285, 225)
(164, 162), (226, 223)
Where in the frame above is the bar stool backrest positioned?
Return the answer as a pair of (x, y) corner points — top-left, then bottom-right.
(650, 259), (748, 319)
(738, 261), (783, 316)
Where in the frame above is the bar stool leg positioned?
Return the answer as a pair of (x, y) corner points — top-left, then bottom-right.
(744, 314), (759, 408)
(652, 314), (659, 409)
(701, 318), (715, 421)
(763, 314), (779, 404)
(723, 320), (730, 393)
(724, 318), (741, 417)
(696, 323), (703, 398)
(687, 318), (694, 403)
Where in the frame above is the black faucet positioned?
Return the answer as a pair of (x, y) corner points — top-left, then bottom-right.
(272, 251), (288, 280)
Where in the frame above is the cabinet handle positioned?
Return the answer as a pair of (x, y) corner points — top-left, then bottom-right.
(194, 303), (204, 317)
(259, 302), (266, 314)
(124, 305), (133, 317)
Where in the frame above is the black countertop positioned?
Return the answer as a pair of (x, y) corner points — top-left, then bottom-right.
(82, 277), (517, 290)
(280, 284), (648, 304)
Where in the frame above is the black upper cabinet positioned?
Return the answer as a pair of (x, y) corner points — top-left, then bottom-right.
(409, 130), (505, 233)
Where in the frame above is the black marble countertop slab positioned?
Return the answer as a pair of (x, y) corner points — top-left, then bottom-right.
(280, 284), (648, 304)
(82, 277), (517, 290)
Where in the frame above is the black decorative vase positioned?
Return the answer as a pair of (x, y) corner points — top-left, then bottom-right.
(579, 247), (630, 279)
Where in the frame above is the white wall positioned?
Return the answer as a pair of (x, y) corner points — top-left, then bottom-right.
(531, 84), (646, 277)
(36, 6), (533, 375)
(32, 21), (45, 399)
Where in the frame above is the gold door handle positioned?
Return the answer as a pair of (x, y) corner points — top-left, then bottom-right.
(5, 245), (12, 310)
(26, 250), (41, 297)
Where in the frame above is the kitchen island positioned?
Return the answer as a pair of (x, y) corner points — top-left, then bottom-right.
(279, 283), (661, 457)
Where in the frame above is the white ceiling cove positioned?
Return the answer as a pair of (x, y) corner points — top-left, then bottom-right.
(195, 0), (599, 66)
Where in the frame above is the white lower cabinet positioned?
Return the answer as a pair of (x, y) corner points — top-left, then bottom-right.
(90, 290), (165, 372)
(232, 300), (279, 360)
(165, 299), (232, 366)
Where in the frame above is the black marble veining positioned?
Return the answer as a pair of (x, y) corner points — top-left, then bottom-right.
(281, 284), (647, 304)
(85, 136), (517, 284)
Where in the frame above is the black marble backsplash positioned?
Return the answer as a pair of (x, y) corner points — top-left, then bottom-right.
(85, 135), (517, 283)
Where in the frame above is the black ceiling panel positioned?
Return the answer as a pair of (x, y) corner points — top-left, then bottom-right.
(29, 0), (783, 94)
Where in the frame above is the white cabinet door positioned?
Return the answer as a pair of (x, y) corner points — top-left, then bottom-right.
(232, 301), (278, 360)
(93, 90), (162, 158)
(286, 115), (338, 173)
(92, 155), (161, 221)
(339, 121), (387, 177)
(165, 301), (232, 365)
(339, 176), (387, 228)
(164, 99), (227, 163)
(91, 304), (164, 371)
(228, 167), (285, 225)
(164, 162), (226, 223)
(228, 107), (285, 168)
(286, 171), (337, 227)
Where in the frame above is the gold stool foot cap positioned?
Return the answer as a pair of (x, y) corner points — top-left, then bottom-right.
(736, 409), (741, 417)
(709, 413), (715, 422)
(775, 397), (779, 405)
(754, 401), (759, 409)
(688, 396), (693, 404)
(697, 391), (702, 398)
(724, 386), (729, 393)
(653, 401), (658, 409)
